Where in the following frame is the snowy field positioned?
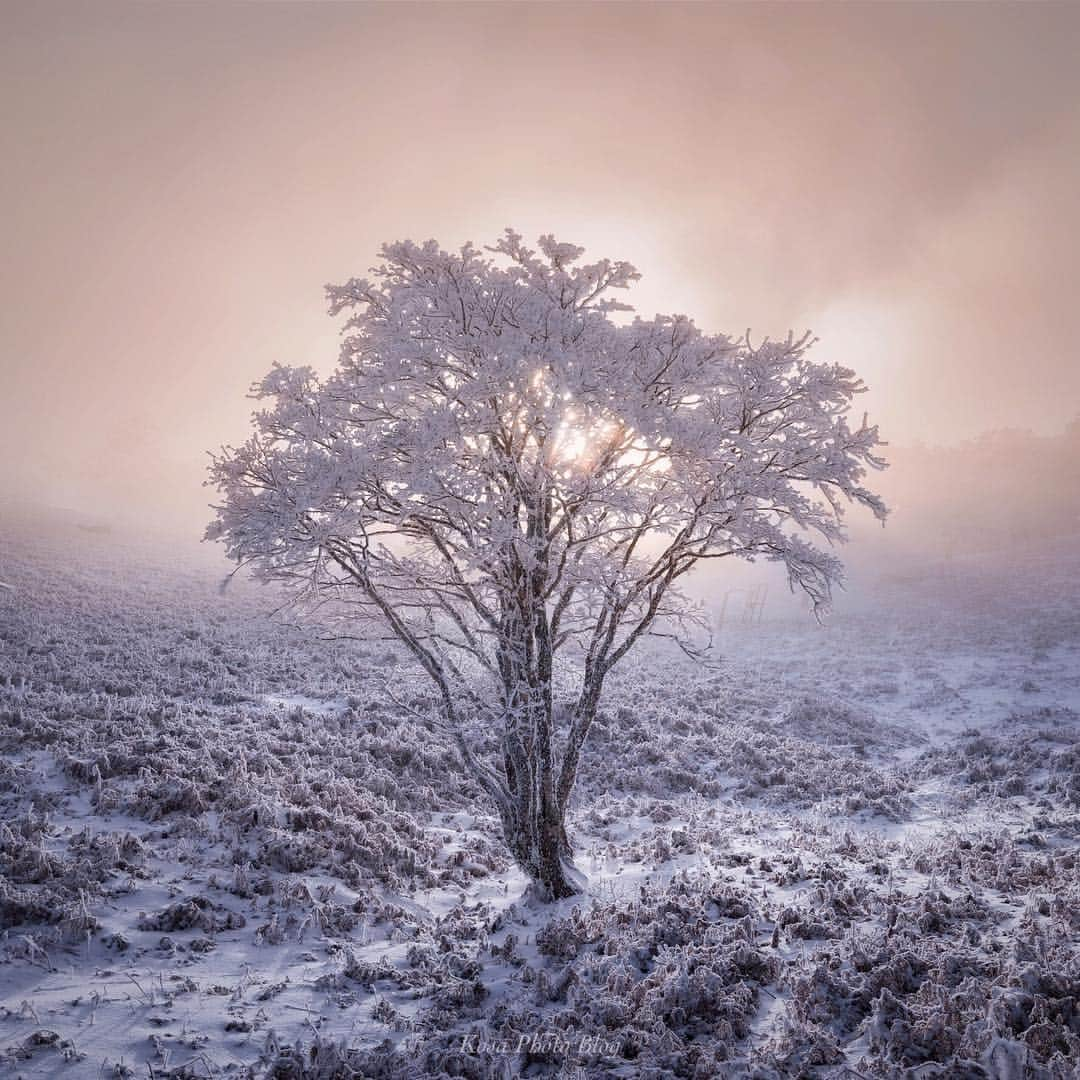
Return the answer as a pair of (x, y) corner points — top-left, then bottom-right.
(1, 511), (1079, 1078)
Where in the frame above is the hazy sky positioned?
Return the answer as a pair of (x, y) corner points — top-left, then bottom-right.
(3, 2), (1079, 534)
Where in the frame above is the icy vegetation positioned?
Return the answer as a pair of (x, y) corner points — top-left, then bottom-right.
(1, 513), (1079, 1078)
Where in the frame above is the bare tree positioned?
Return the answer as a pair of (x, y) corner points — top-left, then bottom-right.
(207, 231), (887, 898)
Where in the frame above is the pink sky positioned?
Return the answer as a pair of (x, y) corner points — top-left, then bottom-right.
(3, 2), (1078, 533)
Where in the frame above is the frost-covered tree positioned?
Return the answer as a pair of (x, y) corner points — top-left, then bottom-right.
(207, 231), (887, 898)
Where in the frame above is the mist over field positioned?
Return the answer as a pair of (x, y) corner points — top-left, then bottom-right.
(8, 419), (1079, 619)
(2, 4), (1080, 1079)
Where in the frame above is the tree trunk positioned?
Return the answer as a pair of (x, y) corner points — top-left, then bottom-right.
(501, 788), (578, 900)
(494, 528), (588, 899)
(497, 707), (581, 899)
(534, 790), (578, 899)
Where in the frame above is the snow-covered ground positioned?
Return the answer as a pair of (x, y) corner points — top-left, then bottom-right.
(1, 513), (1078, 1078)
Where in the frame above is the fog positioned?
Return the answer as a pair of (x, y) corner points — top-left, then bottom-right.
(3, 2), (1078, 591)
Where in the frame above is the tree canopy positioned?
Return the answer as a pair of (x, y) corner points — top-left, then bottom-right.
(208, 230), (887, 895)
